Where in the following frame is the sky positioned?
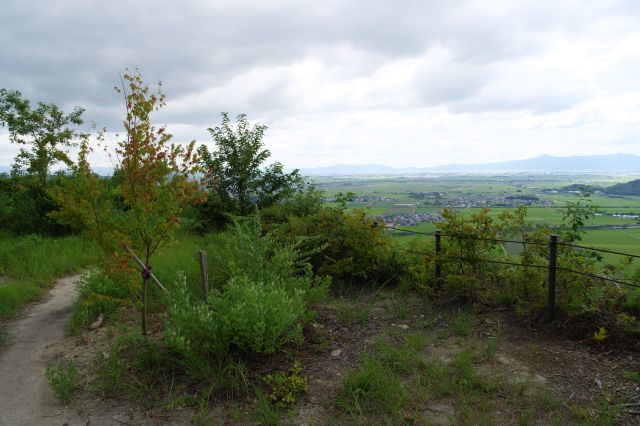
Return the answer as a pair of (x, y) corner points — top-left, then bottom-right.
(1, 0), (640, 169)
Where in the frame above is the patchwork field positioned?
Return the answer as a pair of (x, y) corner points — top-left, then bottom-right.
(317, 173), (640, 264)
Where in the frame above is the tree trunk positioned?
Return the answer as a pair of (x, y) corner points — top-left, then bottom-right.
(141, 248), (151, 337)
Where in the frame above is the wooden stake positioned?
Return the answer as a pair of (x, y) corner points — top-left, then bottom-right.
(125, 245), (167, 293)
(199, 250), (209, 301)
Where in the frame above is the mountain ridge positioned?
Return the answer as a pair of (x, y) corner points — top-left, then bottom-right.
(300, 154), (640, 175)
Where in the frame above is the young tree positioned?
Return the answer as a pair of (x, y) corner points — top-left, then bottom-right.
(199, 113), (303, 216)
(0, 89), (84, 187)
(54, 71), (204, 335)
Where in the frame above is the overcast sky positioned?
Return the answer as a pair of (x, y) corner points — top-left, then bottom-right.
(1, 0), (640, 168)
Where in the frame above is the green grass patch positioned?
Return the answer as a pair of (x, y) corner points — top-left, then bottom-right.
(0, 234), (98, 320)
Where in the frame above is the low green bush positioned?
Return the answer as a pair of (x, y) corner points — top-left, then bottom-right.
(274, 207), (401, 286)
(263, 361), (308, 407)
(165, 217), (329, 378)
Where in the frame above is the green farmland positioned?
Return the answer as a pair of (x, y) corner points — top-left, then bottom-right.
(318, 173), (640, 264)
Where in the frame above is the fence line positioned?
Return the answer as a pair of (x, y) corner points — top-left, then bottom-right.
(386, 226), (548, 246)
(385, 226), (640, 321)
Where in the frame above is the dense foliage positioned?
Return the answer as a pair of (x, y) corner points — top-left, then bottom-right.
(274, 207), (403, 286)
(164, 218), (328, 377)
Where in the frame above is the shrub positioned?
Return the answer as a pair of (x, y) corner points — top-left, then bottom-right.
(275, 208), (399, 286)
(165, 218), (328, 378)
(0, 176), (75, 236)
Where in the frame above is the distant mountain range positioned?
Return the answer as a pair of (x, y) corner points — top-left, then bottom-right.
(300, 154), (640, 175)
(2, 153), (640, 177)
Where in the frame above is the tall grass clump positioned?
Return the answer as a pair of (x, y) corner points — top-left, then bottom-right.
(69, 271), (131, 333)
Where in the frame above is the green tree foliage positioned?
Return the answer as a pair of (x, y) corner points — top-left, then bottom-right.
(198, 113), (303, 218)
(0, 89), (84, 187)
(0, 90), (84, 235)
(0, 174), (74, 235)
(560, 193), (598, 242)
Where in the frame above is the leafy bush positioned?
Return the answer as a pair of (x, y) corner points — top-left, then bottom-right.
(434, 206), (640, 339)
(0, 175), (75, 236)
(275, 208), (400, 286)
(165, 217), (328, 378)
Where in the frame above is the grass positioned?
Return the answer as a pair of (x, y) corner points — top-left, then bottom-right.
(0, 233), (98, 321)
(45, 361), (80, 404)
(336, 353), (407, 418)
(252, 389), (282, 426)
(452, 310), (476, 336)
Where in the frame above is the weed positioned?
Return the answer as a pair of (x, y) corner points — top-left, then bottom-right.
(70, 270), (130, 334)
(391, 294), (410, 320)
(253, 389), (282, 426)
(336, 355), (406, 418)
(623, 371), (640, 382)
(482, 335), (500, 360)
(263, 361), (308, 407)
(215, 360), (250, 401)
(452, 310), (476, 336)
(416, 301), (438, 328)
(45, 361), (80, 404)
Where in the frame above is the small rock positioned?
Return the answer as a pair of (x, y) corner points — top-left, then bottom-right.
(331, 349), (342, 357)
(398, 324), (409, 330)
(595, 376), (603, 389)
(89, 314), (104, 331)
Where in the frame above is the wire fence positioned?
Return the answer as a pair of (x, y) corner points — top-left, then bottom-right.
(385, 225), (640, 319)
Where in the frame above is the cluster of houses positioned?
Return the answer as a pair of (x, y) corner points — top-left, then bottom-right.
(439, 194), (552, 208)
(382, 212), (444, 227)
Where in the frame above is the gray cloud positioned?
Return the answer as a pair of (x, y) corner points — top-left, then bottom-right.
(1, 0), (640, 166)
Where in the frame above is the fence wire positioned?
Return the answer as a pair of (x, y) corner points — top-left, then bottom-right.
(385, 226), (640, 289)
(559, 242), (640, 260)
(386, 226), (548, 246)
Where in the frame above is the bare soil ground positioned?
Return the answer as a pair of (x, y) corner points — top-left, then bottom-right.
(0, 274), (82, 426)
(0, 275), (178, 426)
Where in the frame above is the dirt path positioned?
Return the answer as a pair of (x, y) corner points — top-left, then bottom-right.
(0, 274), (82, 426)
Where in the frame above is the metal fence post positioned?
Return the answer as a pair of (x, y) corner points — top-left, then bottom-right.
(435, 231), (442, 286)
(547, 234), (558, 322)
